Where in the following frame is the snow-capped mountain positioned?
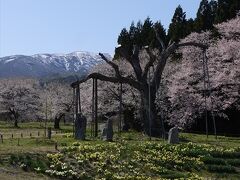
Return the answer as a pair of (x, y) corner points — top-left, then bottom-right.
(0, 51), (111, 78)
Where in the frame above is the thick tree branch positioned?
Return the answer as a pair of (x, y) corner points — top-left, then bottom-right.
(99, 53), (121, 77)
(151, 43), (177, 89)
(151, 41), (208, 90)
(71, 73), (141, 90)
(106, 86), (121, 101)
(177, 42), (208, 49)
(154, 27), (166, 51)
(130, 46), (143, 82)
(143, 48), (157, 79)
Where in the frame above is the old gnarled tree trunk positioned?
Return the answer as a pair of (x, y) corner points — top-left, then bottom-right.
(72, 30), (207, 137)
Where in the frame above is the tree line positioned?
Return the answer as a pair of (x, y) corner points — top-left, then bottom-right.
(116, 0), (240, 56)
(0, 78), (72, 128)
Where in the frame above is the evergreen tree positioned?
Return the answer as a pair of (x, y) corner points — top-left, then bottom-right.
(135, 21), (143, 46)
(129, 22), (141, 44)
(195, 0), (215, 32)
(168, 5), (187, 42)
(215, 0), (240, 23)
(117, 28), (130, 47)
(185, 18), (195, 35)
(151, 21), (167, 49)
(141, 17), (154, 47)
(115, 18), (166, 58)
(115, 28), (132, 59)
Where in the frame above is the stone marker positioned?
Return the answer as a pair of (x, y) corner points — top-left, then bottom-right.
(168, 127), (179, 144)
(75, 113), (87, 140)
(102, 119), (113, 141)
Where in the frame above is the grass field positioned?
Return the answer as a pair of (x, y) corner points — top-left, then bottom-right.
(0, 121), (240, 179)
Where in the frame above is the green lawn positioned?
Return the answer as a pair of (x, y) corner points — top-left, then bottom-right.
(0, 121), (240, 179)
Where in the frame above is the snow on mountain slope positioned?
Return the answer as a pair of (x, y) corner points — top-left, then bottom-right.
(0, 51), (111, 78)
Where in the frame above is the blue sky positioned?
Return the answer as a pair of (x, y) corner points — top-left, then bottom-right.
(0, 0), (201, 57)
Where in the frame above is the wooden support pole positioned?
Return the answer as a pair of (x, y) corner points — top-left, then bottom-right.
(119, 83), (123, 133)
(148, 67), (152, 140)
(75, 86), (79, 116)
(45, 97), (48, 137)
(78, 85), (82, 113)
(91, 78), (95, 137)
(204, 50), (217, 139)
(74, 86), (80, 139)
(72, 88), (75, 137)
(55, 142), (58, 150)
(94, 78), (98, 137)
(202, 51), (208, 138)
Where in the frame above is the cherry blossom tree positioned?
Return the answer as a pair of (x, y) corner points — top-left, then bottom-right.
(0, 78), (41, 127)
(163, 16), (240, 131)
(39, 82), (73, 129)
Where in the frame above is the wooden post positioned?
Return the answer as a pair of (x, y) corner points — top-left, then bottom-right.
(119, 83), (123, 133)
(76, 86), (79, 116)
(55, 142), (58, 150)
(148, 67), (152, 140)
(45, 97), (48, 137)
(78, 85), (81, 113)
(202, 51), (208, 138)
(75, 86), (80, 139)
(48, 127), (52, 139)
(21, 133), (23, 138)
(94, 78), (98, 137)
(91, 78), (95, 137)
(1, 134), (3, 143)
(72, 88), (75, 137)
(204, 50), (217, 139)
(12, 134), (13, 139)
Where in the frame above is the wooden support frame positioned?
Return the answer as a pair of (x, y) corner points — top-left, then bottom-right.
(73, 77), (127, 139)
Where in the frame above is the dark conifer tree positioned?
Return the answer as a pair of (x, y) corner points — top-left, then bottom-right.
(168, 5), (187, 42)
(195, 0), (215, 32)
(185, 18), (195, 35)
(215, 0), (240, 23)
(141, 17), (154, 47)
(115, 18), (166, 58)
(115, 28), (132, 59)
(151, 21), (167, 49)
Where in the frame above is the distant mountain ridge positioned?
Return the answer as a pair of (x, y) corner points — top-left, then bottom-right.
(0, 51), (111, 78)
